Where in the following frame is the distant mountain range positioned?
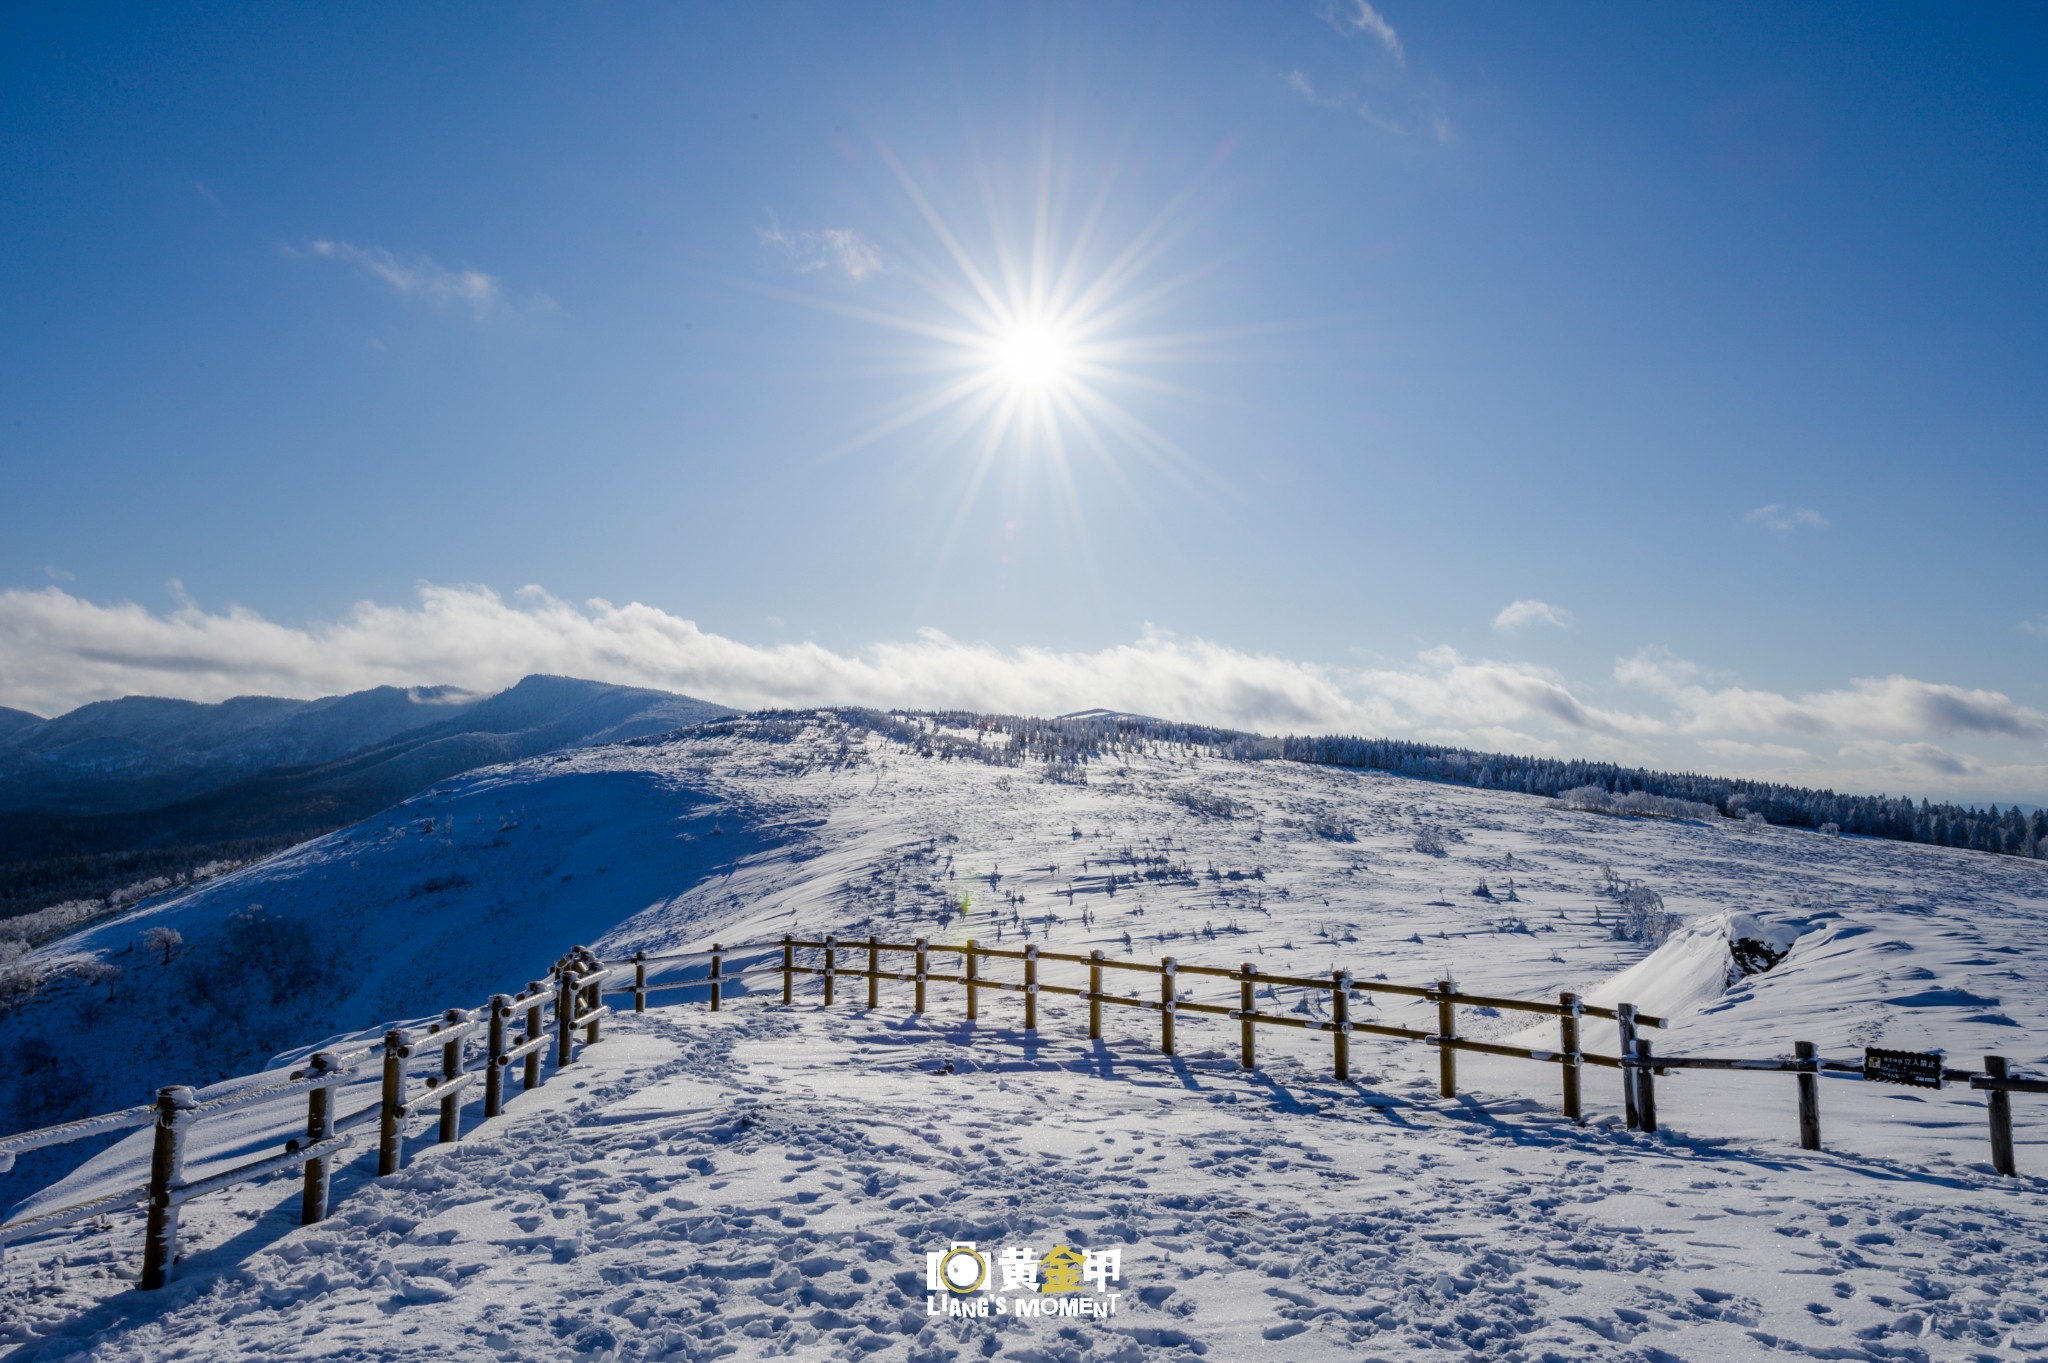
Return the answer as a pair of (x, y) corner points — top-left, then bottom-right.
(0, 676), (733, 921)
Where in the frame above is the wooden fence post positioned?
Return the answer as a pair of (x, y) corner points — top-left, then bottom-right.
(1560, 993), (1582, 1122)
(438, 1009), (466, 1143)
(633, 952), (647, 1015)
(1436, 980), (1458, 1099)
(378, 1028), (410, 1175)
(1617, 1003), (1641, 1130)
(582, 961), (603, 1045)
(823, 934), (837, 1007)
(781, 936), (794, 1004)
(965, 939), (979, 1021)
(1794, 1040), (1821, 1150)
(710, 944), (723, 1012)
(300, 1053), (338, 1224)
(1024, 945), (1038, 1032)
(139, 1085), (196, 1290)
(1090, 951), (1105, 1040)
(868, 935), (880, 1010)
(484, 995), (510, 1118)
(914, 937), (928, 1013)
(556, 969), (577, 1068)
(523, 983), (545, 1091)
(1986, 1055), (2017, 1176)
(1160, 958), (1176, 1056)
(1633, 1037), (1658, 1133)
(1333, 972), (1351, 1081)
(1239, 964), (1255, 1070)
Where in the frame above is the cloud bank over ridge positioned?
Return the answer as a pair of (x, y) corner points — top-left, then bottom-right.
(1, 584), (2040, 802)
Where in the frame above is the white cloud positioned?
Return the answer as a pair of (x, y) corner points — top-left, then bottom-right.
(1742, 503), (1829, 533)
(1616, 647), (2047, 741)
(1318, 0), (1405, 64)
(1492, 599), (1575, 632)
(2022, 615), (2048, 639)
(2, 584), (2040, 800)
(758, 220), (883, 282)
(1282, 71), (1404, 134)
(295, 240), (552, 320)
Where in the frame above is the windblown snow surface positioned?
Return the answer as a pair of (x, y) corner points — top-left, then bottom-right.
(5, 713), (2048, 1361)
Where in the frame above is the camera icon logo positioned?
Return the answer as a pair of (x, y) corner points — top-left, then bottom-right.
(928, 1241), (990, 1296)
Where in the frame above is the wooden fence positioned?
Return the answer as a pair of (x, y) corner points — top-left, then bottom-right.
(0, 943), (782, 1287)
(766, 933), (2044, 1177)
(3, 932), (2042, 1290)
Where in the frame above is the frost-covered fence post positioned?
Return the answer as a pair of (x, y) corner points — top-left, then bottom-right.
(822, 935), (837, 1007)
(781, 935), (794, 1005)
(1024, 945), (1039, 1031)
(581, 959), (603, 1045)
(633, 952), (647, 1015)
(1239, 964), (1256, 1069)
(965, 940), (979, 1021)
(914, 937), (928, 1013)
(1985, 1056), (2016, 1176)
(1436, 980), (1459, 1099)
(139, 1084), (196, 1290)
(1160, 958), (1176, 1056)
(1794, 1041), (1820, 1150)
(1089, 950), (1104, 1040)
(484, 995), (510, 1119)
(1559, 993), (1583, 1122)
(378, 1028), (411, 1175)
(437, 1009), (466, 1143)
(523, 982), (546, 1091)
(300, 1052), (339, 1224)
(1633, 1038), (1658, 1133)
(555, 969), (577, 1068)
(1332, 972), (1351, 1081)
(1616, 1004), (1641, 1130)
(867, 935), (880, 1010)
(709, 944), (723, 1012)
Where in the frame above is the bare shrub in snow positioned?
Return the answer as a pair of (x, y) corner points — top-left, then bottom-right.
(74, 959), (122, 1001)
(1560, 785), (1612, 813)
(1611, 884), (1681, 946)
(1309, 813), (1356, 841)
(3, 898), (107, 947)
(7, 1034), (65, 1127)
(0, 955), (45, 1014)
(1172, 787), (1246, 819)
(183, 905), (340, 1051)
(1412, 826), (1448, 857)
(1561, 785), (1717, 821)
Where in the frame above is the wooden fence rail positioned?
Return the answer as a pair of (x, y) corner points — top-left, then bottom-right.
(748, 934), (2044, 1176)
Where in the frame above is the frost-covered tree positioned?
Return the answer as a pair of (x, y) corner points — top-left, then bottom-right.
(143, 925), (183, 965)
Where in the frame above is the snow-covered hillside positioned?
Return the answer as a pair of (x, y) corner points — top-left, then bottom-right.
(4, 712), (2047, 1359)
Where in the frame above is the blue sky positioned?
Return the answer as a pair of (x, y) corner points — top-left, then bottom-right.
(3, 4), (2045, 801)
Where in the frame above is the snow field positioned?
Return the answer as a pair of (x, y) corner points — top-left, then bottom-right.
(6, 714), (2048, 1359)
(6, 996), (2048, 1361)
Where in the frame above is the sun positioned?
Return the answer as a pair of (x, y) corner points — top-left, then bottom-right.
(988, 317), (1077, 395)
(761, 129), (1233, 597)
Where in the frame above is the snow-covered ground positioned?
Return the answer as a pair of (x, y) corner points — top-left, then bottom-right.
(5, 713), (2047, 1359)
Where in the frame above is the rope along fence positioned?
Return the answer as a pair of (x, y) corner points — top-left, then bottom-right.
(3, 933), (2042, 1289)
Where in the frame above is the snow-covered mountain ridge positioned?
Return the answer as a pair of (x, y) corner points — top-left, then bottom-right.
(4, 711), (2047, 1359)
